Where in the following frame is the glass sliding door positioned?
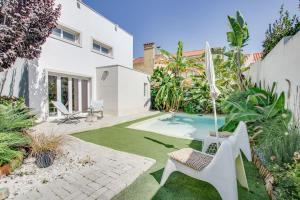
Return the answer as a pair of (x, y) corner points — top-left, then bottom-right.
(47, 73), (90, 117)
(61, 77), (69, 109)
(72, 78), (79, 111)
(48, 75), (57, 116)
(81, 79), (88, 112)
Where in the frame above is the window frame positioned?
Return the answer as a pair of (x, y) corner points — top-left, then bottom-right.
(91, 38), (113, 58)
(51, 24), (82, 47)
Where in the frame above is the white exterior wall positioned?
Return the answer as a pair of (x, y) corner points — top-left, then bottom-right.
(19, 0), (133, 119)
(247, 31), (300, 112)
(96, 66), (150, 116)
(0, 59), (31, 99)
(96, 66), (119, 115)
(117, 66), (151, 116)
(0, 0), (150, 119)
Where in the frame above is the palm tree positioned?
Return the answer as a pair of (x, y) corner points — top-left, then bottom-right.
(227, 11), (249, 89)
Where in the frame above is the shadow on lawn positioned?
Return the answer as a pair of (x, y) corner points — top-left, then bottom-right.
(150, 169), (221, 200)
(144, 137), (178, 149)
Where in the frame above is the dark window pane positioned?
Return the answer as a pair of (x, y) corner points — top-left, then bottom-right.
(72, 78), (79, 112)
(61, 77), (69, 110)
(101, 46), (110, 55)
(63, 31), (76, 42)
(93, 43), (101, 51)
(81, 80), (88, 112)
(52, 28), (61, 37)
(48, 75), (57, 116)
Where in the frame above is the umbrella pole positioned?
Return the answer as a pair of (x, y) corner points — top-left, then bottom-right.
(212, 97), (219, 149)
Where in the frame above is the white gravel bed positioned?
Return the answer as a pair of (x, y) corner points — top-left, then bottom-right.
(0, 137), (95, 199)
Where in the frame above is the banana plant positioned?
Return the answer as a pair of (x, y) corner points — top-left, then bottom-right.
(227, 11), (249, 89)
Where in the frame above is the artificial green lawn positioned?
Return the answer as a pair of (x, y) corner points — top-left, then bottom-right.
(73, 114), (269, 200)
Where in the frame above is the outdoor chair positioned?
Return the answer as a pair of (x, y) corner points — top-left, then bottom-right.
(51, 101), (81, 124)
(202, 121), (252, 161)
(89, 100), (104, 118)
(160, 123), (251, 200)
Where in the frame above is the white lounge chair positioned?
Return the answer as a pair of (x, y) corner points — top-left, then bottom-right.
(51, 101), (80, 124)
(202, 121), (252, 161)
(160, 123), (251, 200)
(89, 100), (104, 117)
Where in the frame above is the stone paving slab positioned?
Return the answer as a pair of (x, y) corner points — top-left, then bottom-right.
(33, 111), (159, 136)
(14, 136), (156, 200)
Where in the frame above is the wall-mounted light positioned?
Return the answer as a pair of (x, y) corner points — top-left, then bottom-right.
(101, 71), (109, 80)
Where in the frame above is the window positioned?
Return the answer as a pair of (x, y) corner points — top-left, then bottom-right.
(144, 83), (148, 97)
(51, 25), (80, 44)
(93, 43), (101, 52)
(92, 40), (113, 57)
(63, 31), (76, 42)
(48, 75), (57, 116)
(52, 28), (61, 37)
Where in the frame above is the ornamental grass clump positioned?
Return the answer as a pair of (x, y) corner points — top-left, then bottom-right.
(30, 134), (64, 168)
(262, 129), (300, 166)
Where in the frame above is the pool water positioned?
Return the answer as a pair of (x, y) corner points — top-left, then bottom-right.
(128, 113), (225, 140)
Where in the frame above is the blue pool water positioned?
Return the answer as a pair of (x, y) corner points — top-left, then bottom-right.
(129, 113), (225, 140)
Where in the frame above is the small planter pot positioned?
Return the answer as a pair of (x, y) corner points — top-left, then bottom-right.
(35, 152), (55, 168)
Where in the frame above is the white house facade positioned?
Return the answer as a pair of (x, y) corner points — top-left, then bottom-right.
(0, 0), (151, 120)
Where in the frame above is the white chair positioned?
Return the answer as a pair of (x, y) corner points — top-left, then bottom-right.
(51, 101), (80, 124)
(160, 122), (251, 200)
(89, 100), (104, 117)
(202, 121), (252, 162)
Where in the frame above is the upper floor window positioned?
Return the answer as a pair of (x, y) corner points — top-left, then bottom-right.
(92, 39), (113, 57)
(51, 25), (80, 45)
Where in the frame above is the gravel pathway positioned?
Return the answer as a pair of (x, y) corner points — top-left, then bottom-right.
(0, 136), (155, 200)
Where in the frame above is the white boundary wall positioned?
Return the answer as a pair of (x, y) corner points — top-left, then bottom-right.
(246, 31), (300, 112)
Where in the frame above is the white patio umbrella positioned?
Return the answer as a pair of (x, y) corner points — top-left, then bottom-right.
(205, 42), (221, 148)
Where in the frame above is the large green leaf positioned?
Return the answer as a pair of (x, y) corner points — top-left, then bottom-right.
(264, 92), (285, 118)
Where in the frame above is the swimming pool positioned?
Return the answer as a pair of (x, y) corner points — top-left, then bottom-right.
(128, 113), (225, 140)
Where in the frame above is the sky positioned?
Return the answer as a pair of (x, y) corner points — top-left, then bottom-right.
(83, 0), (299, 58)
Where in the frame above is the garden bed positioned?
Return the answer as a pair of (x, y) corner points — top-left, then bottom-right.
(0, 154), (23, 177)
(252, 148), (277, 200)
(0, 138), (95, 199)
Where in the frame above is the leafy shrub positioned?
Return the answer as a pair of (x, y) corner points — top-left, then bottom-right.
(0, 101), (35, 132)
(221, 83), (291, 137)
(262, 5), (300, 58)
(288, 161), (300, 198)
(182, 76), (229, 114)
(150, 41), (239, 114)
(0, 96), (25, 105)
(262, 129), (300, 166)
(0, 132), (30, 149)
(0, 144), (21, 166)
(0, 132), (30, 166)
(271, 158), (300, 200)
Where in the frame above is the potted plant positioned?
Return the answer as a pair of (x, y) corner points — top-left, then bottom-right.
(30, 134), (64, 168)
